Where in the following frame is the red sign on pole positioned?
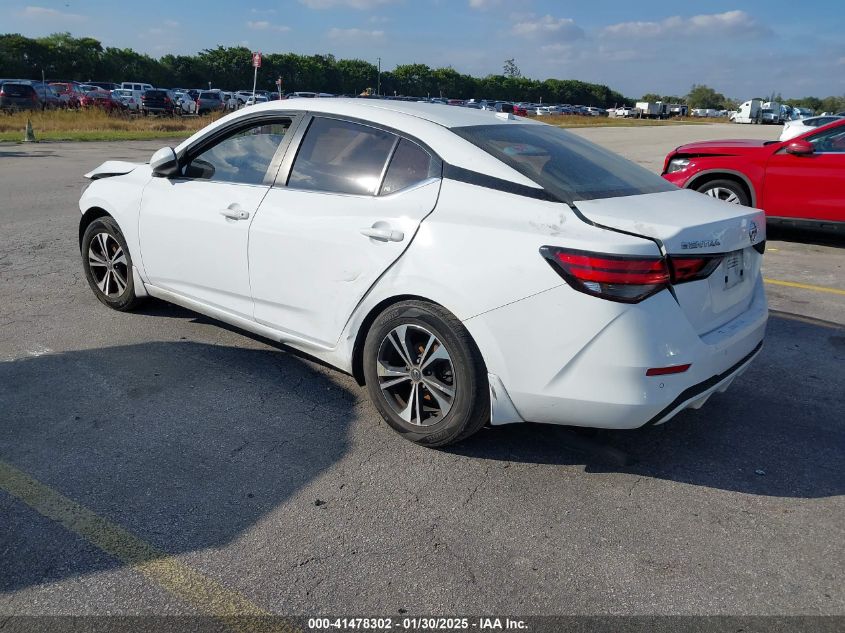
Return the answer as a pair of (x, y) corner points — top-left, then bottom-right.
(252, 52), (262, 68)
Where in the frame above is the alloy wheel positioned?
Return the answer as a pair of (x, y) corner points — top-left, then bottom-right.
(703, 186), (741, 204)
(376, 324), (456, 427)
(87, 232), (129, 297)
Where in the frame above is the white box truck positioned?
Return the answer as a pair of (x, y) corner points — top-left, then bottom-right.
(730, 99), (763, 124)
(635, 101), (666, 119)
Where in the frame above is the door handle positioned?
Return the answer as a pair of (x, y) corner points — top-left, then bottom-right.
(220, 208), (250, 221)
(360, 226), (404, 242)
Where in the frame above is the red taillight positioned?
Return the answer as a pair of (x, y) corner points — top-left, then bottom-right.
(669, 256), (723, 283)
(164, 97), (171, 103)
(541, 247), (669, 303)
(646, 364), (691, 376)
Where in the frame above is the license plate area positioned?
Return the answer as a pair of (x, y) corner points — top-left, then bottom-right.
(723, 250), (744, 290)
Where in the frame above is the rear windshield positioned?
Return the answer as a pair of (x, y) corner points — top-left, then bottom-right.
(452, 123), (675, 202)
(145, 90), (167, 97)
(2, 83), (35, 96)
(200, 92), (219, 99)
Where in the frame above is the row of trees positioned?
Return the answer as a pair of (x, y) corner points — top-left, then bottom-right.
(0, 33), (628, 106)
(4, 33), (842, 111)
(643, 85), (845, 114)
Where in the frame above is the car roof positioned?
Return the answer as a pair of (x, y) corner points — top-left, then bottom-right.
(176, 97), (544, 187)
(266, 97), (541, 130)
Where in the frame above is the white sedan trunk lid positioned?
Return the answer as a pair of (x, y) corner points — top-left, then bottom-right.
(575, 189), (767, 335)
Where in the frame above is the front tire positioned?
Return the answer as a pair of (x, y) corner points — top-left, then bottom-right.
(695, 179), (750, 206)
(363, 300), (489, 447)
(81, 217), (143, 311)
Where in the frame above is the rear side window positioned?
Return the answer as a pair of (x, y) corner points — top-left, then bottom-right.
(379, 139), (439, 195)
(2, 83), (35, 97)
(452, 123), (675, 202)
(287, 117), (396, 195)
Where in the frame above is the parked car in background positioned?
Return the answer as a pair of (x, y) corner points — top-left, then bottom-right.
(663, 118), (845, 229)
(779, 115), (843, 141)
(112, 89), (140, 112)
(86, 81), (120, 92)
(120, 82), (154, 109)
(512, 104), (528, 117)
(244, 94), (269, 107)
(787, 107), (814, 120)
(49, 81), (86, 108)
(0, 82), (40, 111)
(30, 81), (61, 109)
(78, 98), (767, 447)
(196, 90), (225, 114)
(615, 106), (636, 117)
(81, 88), (125, 113)
(173, 91), (197, 115)
(141, 89), (177, 116)
(121, 82), (153, 94)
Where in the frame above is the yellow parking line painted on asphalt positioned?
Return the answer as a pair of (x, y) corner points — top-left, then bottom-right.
(0, 460), (298, 633)
(764, 278), (845, 296)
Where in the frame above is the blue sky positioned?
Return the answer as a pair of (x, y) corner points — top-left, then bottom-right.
(5, 0), (845, 98)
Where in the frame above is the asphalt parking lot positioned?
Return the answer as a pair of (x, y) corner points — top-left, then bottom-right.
(0, 124), (843, 623)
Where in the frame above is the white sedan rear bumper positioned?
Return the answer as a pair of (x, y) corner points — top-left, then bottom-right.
(465, 276), (767, 429)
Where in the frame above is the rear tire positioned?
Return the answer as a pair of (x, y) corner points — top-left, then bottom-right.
(363, 300), (489, 447)
(695, 179), (750, 206)
(81, 217), (143, 312)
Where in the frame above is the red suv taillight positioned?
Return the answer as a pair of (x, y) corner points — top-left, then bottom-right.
(541, 247), (723, 303)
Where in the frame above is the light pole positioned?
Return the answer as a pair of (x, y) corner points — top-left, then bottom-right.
(377, 57), (381, 97)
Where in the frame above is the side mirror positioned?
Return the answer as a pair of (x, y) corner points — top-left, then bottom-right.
(785, 139), (814, 156)
(150, 146), (179, 177)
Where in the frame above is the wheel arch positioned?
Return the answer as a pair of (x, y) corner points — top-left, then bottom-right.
(349, 293), (496, 388)
(350, 294), (442, 386)
(78, 206), (112, 249)
(685, 169), (757, 207)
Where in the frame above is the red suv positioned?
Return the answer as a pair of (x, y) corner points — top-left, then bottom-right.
(662, 118), (845, 230)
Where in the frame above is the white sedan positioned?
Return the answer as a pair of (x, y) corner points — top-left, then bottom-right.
(780, 115), (843, 141)
(78, 99), (767, 446)
(172, 91), (196, 115)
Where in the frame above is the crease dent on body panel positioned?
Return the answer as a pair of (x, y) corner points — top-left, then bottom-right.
(336, 177), (445, 348)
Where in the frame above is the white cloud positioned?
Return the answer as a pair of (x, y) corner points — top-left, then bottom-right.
(327, 27), (385, 39)
(468, 0), (501, 9)
(246, 20), (291, 32)
(18, 5), (85, 21)
(164, 19), (180, 28)
(300, 0), (398, 9)
(250, 7), (277, 13)
(602, 11), (769, 39)
(511, 15), (584, 41)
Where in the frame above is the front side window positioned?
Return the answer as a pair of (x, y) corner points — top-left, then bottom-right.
(453, 123), (675, 202)
(287, 117), (396, 195)
(379, 139), (439, 195)
(183, 120), (291, 185)
(808, 125), (845, 153)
